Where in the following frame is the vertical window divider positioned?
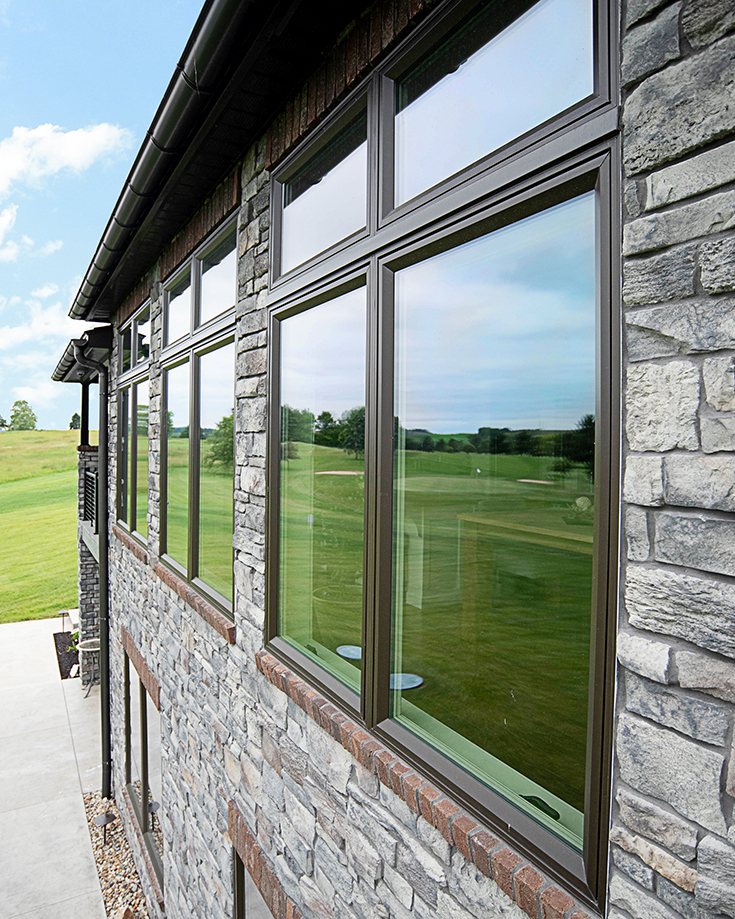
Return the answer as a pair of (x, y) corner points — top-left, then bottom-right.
(265, 311), (282, 645)
(367, 77), (381, 239)
(161, 371), (169, 556)
(130, 384), (138, 532)
(124, 656), (131, 785)
(189, 353), (202, 582)
(378, 74), (396, 223)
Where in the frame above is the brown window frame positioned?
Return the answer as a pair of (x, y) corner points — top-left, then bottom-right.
(265, 0), (619, 908)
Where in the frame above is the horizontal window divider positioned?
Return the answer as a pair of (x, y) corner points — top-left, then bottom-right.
(267, 138), (614, 308)
(160, 308), (236, 363)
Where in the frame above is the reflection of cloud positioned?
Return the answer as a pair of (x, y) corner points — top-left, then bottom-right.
(395, 194), (596, 432)
(281, 288), (365, 418)
(0, 123), (133, 200)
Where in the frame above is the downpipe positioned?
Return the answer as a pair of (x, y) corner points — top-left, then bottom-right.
(73, 340), (112, 800)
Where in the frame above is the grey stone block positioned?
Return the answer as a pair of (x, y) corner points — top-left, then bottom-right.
(617, 629), (672, 683)
(616, 714), (726, 832)
(626, 0), (668, 27)
(612, 846), (655, 889)
(625, 670), (729, 744)
(611, 825), (699, 891)
(664, 454), (735, 510)
(624, 455), (664, 506)
(626, 507), (650, 561)
(625, 362), (699, 451)
(701, 411), (735, 453)
(395, 841), (446, 909)
(682, 0), (735, 49)
(609, 872), (683, 919)
(697, 836), (735, 917)
(623, 244), (696, 305)
(677, 649), (735, 702)
(624, 189), (735, 255)
(701, 238), (735, 294)
(703, 356), (735, 411)
(658, 876), (719, 919)
(655, 511), (735, 578)
(646, 140), (735, 209)
(622, 4), (681, 86)
(617, 787), (698, 861)
(624, 37), (735, 175)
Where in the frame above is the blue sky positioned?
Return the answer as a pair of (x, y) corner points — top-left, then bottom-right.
(0, 0), (204, 429)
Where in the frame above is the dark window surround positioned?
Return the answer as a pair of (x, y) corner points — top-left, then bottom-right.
(160, 221), (237, 617)
(119, 300), (151, 375)
(124, 653), (164, 889)
(116, 376), (149, 541)
(264, 0), (620, 909)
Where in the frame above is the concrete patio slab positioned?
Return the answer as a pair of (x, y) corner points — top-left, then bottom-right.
(0, 617), (105, 919)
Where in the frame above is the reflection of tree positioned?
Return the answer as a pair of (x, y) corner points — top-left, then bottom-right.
(314, 411), (341, 447)
(281, 405), (315, 443)
(340, 406), (364, 459)
(204, 411), (234, 469)
(137, 405), (149, 436)
(568, 413), (595, 478)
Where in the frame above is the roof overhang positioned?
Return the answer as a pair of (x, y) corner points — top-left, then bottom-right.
(52, 326), (113, 383)
(70, 0), (373, 324)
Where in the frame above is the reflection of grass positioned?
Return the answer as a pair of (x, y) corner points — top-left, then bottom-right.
(281, 444), (593, 813)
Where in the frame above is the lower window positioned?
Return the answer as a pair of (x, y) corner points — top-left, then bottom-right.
(269, 166), (616, 900)
(234, 850), (272, 919)
(124, 654), (163, 883)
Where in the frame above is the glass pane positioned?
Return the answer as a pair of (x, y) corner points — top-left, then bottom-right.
(279, 288), (366, 691)
(128, 666), (142, 790)
(146, 693), (163, 857)
(166, 362), (190, 568)
(199, 342), (235, 600)
(135, 380), (149, 539)
(121, 327), (132, 373)
(118, 388), (130, 523)
(246, 872), (272, 919)
(395, 0), (593, 205)
(136, 307), (151, 364)
(281, 111), (367, 274)
(392, 193), (596, 846)
(200, 232), (236, 327)
(166, 271), (191, 345)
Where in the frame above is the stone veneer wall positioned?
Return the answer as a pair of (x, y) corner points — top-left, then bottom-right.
(611, 0), (735, 917)
(77, 444), (99, 685)
(99, 1), (735, 918)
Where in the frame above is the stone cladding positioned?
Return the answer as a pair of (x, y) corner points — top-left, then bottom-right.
(77, 444), (100, 685)
(92, 1), (735, 918)
(613, 0), (735, 917)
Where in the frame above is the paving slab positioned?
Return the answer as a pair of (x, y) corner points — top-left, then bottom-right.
(0, 617), (105, 919)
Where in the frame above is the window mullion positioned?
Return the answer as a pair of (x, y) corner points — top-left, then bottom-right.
(131, 384), (138, 531)
(189, 353), (201, 581)
(378, 74), (396, 223)
(139, 680), (149, 834)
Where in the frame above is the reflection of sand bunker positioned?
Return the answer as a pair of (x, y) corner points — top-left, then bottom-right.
(315, 471), (364, 475)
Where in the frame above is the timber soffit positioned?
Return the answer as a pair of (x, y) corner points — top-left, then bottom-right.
(70, 0), (373, 324)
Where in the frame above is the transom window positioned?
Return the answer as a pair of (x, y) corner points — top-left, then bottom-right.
(267, 0), (617, 907)
(118, 301), (150, 539)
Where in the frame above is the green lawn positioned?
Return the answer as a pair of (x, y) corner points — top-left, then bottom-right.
(0, 431), (80, 622)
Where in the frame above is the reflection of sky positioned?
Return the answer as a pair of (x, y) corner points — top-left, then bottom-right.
(396, 0), (593, 204)
(200, 342), (234, 429)
(167, 280), (191, 345)
(281, 288), (365, 417)
(200, 247), (236, 326)
(166, 361), (189, 430)
(395, 193), (596, 433)
(281, 142), (367, 273)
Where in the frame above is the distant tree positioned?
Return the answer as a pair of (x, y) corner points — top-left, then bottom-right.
(9, 400), (37, 431)
(179, 425), (189, 439)
(341, 406), (365, 458)
(167, 410), (174, 437)
(136, 405), (149, 436)
(69, 412), (81, 430)
(568, 413), (595, 477)
(447, 438), (461, 453)
(205, 411), (234, 469)
(281, 405), (315, 443)
(511, 429), (534, 455)
(421, 435), (435, 452)
(461, 442), (477, 453)
(314, 411), (342, 447)
(0, 415), (8, 431)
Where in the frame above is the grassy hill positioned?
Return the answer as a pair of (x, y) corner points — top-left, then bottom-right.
(0, 431), (83, 623)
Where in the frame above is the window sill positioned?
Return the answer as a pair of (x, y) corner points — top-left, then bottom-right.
(153, 562), (235, 644)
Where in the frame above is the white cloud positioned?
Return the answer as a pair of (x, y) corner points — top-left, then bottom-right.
(0, 202), (16, 242)
(0, 122), (133, 201)
(0, 298), (81, 349)
(31, 283), (58, 299)
(37, 239), (62, 256)
(12, 378), (63, 408)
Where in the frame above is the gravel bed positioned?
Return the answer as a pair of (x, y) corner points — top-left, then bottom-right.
(83, 791), (150, 919)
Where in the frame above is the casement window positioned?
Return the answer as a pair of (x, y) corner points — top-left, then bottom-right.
(266, 0), (618, 907)
(124, 654), (163, 885)
(118, 302), (151, 538)
(162, 222), (237, 611)
(234, 851), (272, 919)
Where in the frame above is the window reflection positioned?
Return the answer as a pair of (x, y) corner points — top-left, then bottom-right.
(391, 192), (596, 845)
(166, 272), (191, 345)
(281, 111), (368, 273)
(166, 362), (189, 567)
(199, 343), (235, 600)
(136, 307), (150, 363)
(200, 232), (236, 327)
(119, 388), (130, 524)
(121, 327), (132, 373)
(278, 288), (366, 690)
(395, 0), (593, 205)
